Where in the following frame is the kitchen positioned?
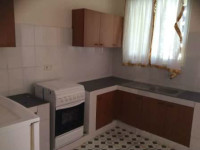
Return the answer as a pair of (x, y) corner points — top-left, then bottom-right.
(0, 0), (200, 150)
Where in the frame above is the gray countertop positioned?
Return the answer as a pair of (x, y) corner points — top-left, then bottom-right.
(79, 76), (200, 103)
(8, 93), (48, 108)
(79, 77), (131, 92)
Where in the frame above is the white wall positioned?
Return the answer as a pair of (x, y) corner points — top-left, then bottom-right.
(2, 0), (200, 96)
(0, 0), (125, 96)
(0, 24), (113, 96)
(14, 0), (125, 27)
(112, 0), (200, 92)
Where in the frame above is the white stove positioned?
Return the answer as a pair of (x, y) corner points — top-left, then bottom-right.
(35, 80), (85, 150)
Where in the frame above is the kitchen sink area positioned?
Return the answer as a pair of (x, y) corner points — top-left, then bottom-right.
(155, 87), (182, 96)
(122, 81), (184, 97)
(1, 0), (200, 149)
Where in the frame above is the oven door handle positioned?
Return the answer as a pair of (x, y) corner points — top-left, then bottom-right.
(56, 100), (84, 110)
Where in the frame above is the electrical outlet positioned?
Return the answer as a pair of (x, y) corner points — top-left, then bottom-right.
(44, 65), (52, 71)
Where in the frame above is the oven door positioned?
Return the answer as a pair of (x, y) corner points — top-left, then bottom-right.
(55, 100), (84, 137)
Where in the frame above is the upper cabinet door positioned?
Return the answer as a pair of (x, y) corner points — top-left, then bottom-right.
(0, 0), (16, 47)
(84, 9), (101, 47)
(113, 16), (123, 48)
(72, 9), (123, 48)
(99, 13), (114, 47)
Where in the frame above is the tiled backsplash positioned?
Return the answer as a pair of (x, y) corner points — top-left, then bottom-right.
(1, 23), (198, 96)
(0, 24), (113, 96)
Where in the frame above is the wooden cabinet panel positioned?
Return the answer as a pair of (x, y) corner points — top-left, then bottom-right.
(96, 90), (193, 146)
(118, 91), (143, 129)
(72, 9), (123, 48)
(113, 16), (123, 47)
(84, 9), (101, 47)
(72, 9), (84, 46)
(114, 90), (123, 120)
(99, 14), (114, 47)
(0, 0), (16, 47)
(141, 97), (166, 137)
(142, 97), (193, 147)
(163, 102), (193, 146)
(96, 91), (115, 130)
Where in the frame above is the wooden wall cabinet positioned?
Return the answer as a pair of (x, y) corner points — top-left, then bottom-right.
(0, 0), (16, 47)
(112, 16), (123, 47)
(96, 90), (194, 147)
(72, 9), (123, 48)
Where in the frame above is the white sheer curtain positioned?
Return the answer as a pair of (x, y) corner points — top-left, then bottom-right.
(122, 0), (189, 78)
(151, 0), (184, 70)
(123, 0), (153, 65)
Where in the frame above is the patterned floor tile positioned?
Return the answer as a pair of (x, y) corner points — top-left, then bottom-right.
(73, 126), (175, 150)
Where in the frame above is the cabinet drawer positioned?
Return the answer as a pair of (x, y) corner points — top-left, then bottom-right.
(37, 103), (50, 120)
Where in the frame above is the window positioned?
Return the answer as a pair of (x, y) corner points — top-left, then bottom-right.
(122, 0), (189, 78)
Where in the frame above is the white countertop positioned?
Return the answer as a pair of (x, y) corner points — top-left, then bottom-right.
(0, 96), (39, 133)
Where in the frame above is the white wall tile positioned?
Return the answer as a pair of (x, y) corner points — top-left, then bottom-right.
(0, 49), (8, 69)
(0, 24), (113, 95)
(61, 47), (112, 82)
(8, 89), (26, 96)
(53, 64), (64, 78)
(8, 68), (24, 91)
(35, 26), (58, 46)
(22, 46), (36, 67)
(15, 24), (35, 46)
(190, 137), (200, 150)
(0, 69), (9, 95)
(23, 67), (37, 93)
(57, 28), (72, 46)
(35, 66), (60, 82)
(35, 46), (60, 66)
(5, 47), (22, 69)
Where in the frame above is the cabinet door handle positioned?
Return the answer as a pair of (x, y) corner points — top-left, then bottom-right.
(94, 43), (99, 46)
(99, 44), (103, 46)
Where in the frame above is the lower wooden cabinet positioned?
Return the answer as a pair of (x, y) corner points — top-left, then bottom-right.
(141, 96), (194, 147)
(141, 97), (167, 137)
(117, 91), (143, 129)
(163, 101), (193, 146)
(96, 91), (115, 130)
(96, 90), (194, 147)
